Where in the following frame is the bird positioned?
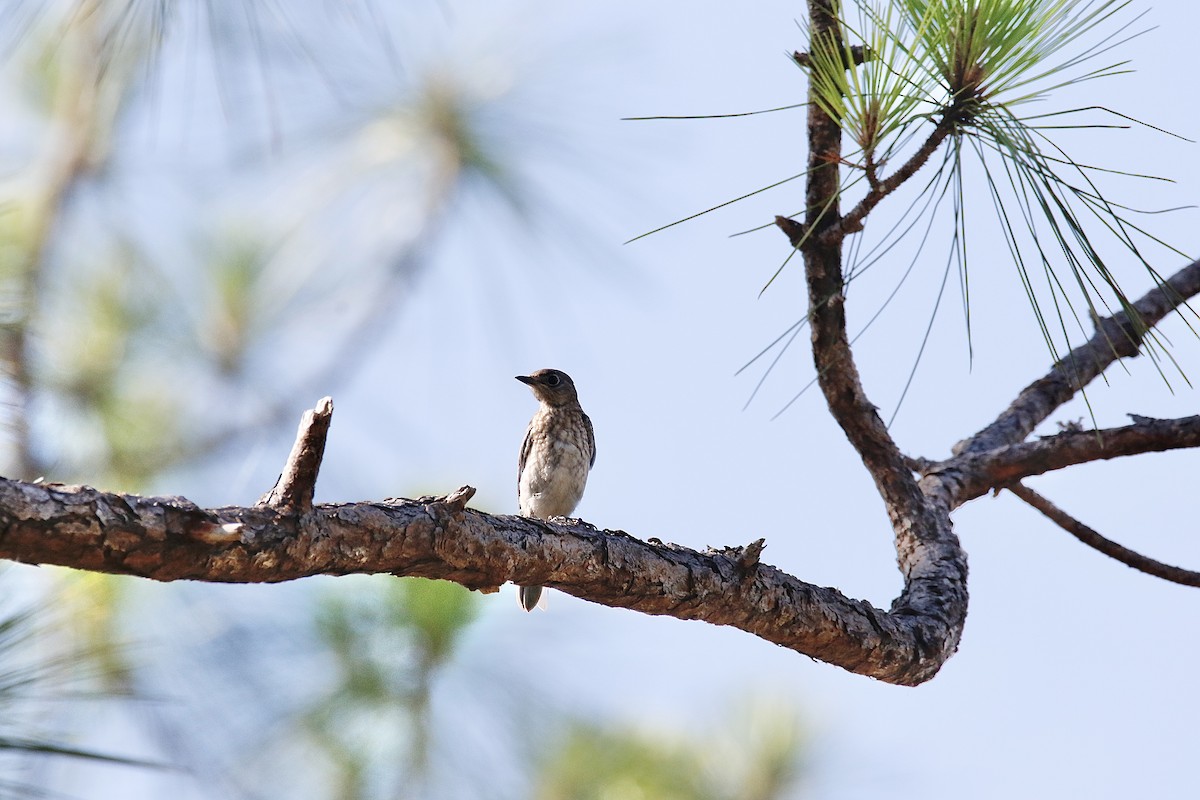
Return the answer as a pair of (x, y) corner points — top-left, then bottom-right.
(515, 368), (596, 611)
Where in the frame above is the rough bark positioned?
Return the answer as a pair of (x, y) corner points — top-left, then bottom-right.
(955, 259), (1200, 456)
(945, 414), (1200, 503)
(258, 397), (334, 513)
(0, 476), (954, 684)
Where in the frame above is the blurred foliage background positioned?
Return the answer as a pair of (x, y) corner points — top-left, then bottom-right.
(0, 1), (807, 798)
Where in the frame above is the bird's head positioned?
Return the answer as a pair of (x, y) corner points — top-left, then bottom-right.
(516, 368), (579, 407)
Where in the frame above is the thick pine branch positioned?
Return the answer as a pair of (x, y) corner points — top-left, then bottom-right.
(769, 0), (971, 682)
(945, 415), (1200, 503)
(0, 475), (948, 686)
(956, 257), (1200, 455)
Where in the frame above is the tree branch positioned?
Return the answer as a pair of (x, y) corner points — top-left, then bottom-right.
(956, 257), (1200, 456)
(0, 475), (953, 686)
(791, 45), (871, 70)
(947, 415), (1200, 505)
(1007, 482), (1200, 588)
(821, 116), (958, 242)
(257, 397), (334, 514)
(771, 0), (972, 682)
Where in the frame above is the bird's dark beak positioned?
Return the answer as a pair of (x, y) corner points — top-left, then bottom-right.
(515, 375), (536, 386)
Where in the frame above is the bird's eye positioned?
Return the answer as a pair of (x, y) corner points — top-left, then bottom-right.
(545, 373), (561, 386)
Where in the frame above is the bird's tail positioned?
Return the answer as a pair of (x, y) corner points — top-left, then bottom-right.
(518, 584), (543, 612)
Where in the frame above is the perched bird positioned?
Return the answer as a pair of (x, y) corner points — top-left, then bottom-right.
(515, 368), (596, 611)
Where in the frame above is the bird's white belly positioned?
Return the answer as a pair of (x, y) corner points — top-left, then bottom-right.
(519, 440), (589, 519)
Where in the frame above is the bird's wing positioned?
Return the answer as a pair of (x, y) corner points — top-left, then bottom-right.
(583, 411), (596, 468)
(518, 423), (534, 496)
